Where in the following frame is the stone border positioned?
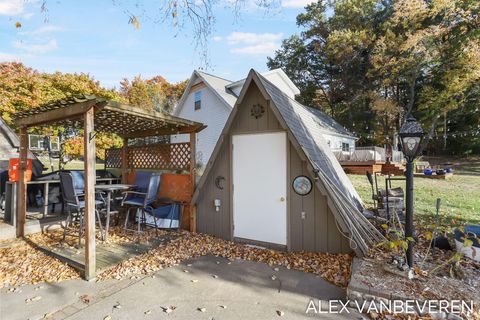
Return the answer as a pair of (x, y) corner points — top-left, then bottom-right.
(347, 258), (466, 320)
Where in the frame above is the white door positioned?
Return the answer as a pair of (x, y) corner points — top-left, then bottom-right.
(232, 132), (287, 245)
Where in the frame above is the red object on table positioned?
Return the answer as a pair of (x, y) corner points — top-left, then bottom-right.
(8, 158), (32, 182)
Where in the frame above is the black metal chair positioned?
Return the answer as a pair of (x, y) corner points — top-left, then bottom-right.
(122, 172), (161, 234)
(59, 172), (104, 247)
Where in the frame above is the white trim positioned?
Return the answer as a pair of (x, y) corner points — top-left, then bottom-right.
(173, 71), (234, 116)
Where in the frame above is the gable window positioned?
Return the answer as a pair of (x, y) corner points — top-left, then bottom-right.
(194, 91), (202, 110)
(342, 142), (350, 152)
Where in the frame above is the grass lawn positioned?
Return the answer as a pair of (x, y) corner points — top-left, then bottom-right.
(348, 156), (480, 225)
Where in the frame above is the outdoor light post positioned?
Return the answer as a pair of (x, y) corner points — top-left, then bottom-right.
(399, 115), (425, 268)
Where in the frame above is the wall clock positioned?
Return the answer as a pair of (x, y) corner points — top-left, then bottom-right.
(292, 175), (312, 196)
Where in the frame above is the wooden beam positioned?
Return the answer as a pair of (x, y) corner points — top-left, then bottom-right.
(16, 126), (28, 237)
(122, 125), (207, 139)
(190, 82), (207, 92)
(189, 132), (196, 233)
(83, 107), (96, 280)
(121, 137), (128, 183)
(17, 100), (99, 127)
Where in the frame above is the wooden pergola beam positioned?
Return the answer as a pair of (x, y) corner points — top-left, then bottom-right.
(83, 106), (96, 280)
(16, 127), (28, 237)
(189, 132), (196, 233)
(121, 125), (206, 139)
(16, 100), (100, 127)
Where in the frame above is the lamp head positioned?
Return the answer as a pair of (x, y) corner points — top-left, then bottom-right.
(399, 114), (424, 160)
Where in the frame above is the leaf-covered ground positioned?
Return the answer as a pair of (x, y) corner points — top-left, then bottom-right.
(0, 228), (352, 288)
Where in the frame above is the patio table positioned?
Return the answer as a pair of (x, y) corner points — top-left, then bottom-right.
(95, 184), (135, 241)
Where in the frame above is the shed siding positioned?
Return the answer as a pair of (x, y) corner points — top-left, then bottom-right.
(196, 140), (231, 239)
(195, 81), (351, 254)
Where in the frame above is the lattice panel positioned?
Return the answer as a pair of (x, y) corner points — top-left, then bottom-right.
(105, 142), (191, 171)
(105, 149), (122, 168)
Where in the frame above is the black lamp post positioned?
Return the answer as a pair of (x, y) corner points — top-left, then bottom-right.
(399, 114), (425, 268)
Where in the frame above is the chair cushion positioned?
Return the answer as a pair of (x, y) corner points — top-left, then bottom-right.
(70, 171), (85, 190)
(149, 204), (180, 219)
(123, 197), (145, 206)
(135, 171), (152, 193)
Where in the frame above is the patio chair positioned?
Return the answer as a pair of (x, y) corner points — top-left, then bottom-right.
(59, 172), (104, 247)
(122, 172), (161, 234)
(144, 202), (182, 229)
(70, 170), (85, 195)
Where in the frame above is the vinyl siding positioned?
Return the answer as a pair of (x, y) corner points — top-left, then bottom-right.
(171, 83), (230, 168)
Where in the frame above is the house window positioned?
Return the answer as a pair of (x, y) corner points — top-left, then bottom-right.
(342, 142), (350, 152)
(194, 91), (202, 110)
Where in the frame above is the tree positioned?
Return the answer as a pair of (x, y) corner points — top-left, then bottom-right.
(119, 75), (187, 113)
(268, 0), (480, 153)
(0, 62), (125, 169)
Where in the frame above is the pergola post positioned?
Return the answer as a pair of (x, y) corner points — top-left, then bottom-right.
(189, 132), (196, 233)
(121, 137), (128, 183)
(83, 107), (96, 280)
(16, 126), (28, 238)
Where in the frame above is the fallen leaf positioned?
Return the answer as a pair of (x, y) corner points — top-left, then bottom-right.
(144, 310), (151, 315)
(276, 310), (285, 316)
(183, 269), (189, 273)
(219, 305), (227, 309)
(198, 307), (206, 312)
(212, 274), (218, 279)
(103, 316), (112, 320)
(191, 279), (199, 283)
(80, 294), (90, 304)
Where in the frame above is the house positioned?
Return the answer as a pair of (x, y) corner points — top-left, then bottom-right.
(172, 69), (357, 170)
(191, 70), (383, 256)
(0, 117), (44, 176)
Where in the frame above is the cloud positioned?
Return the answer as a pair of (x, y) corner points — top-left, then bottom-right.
(226, 32), (283, 45)
(0, 52), (20, 60)
(0, 0), (28, 15)
(19, 25), (62, 36)
(231, 43), (280, 55)
(12, 39), (58, 54)
(281, 0), (315, 8)
(212, 36), (222, 42)
(225, 32), (283, 55)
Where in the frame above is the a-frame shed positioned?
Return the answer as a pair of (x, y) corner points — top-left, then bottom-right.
(192, 70), (383, 256)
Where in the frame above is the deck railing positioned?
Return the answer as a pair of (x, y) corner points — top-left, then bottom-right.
(333, 146), (404, 163)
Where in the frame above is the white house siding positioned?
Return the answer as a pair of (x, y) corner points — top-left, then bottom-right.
(171, 85), (230, 169)
(321, 132), (356, 152)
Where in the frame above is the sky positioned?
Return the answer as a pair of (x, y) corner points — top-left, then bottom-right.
(0, 0), (312, 88)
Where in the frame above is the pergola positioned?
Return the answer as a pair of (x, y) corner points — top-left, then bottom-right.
(13, 94), (205, 279)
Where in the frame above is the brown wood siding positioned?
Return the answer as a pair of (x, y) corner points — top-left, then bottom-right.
(230, 83), (282, 134)
(288, 143), (350, 253)
(196, 140), (231, 239)
(195, 81), (351, 254)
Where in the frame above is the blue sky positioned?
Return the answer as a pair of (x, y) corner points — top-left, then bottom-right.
(0, 0), (311, 88)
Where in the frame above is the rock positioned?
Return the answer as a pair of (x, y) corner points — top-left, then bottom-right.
(430, 312), (447, 320)
(447, 313), (463, 320)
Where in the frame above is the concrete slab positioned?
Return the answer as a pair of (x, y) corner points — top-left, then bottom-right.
(1, 256), (361, 320)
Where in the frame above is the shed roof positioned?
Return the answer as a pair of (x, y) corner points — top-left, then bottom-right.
(14, 95), (206, 138)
